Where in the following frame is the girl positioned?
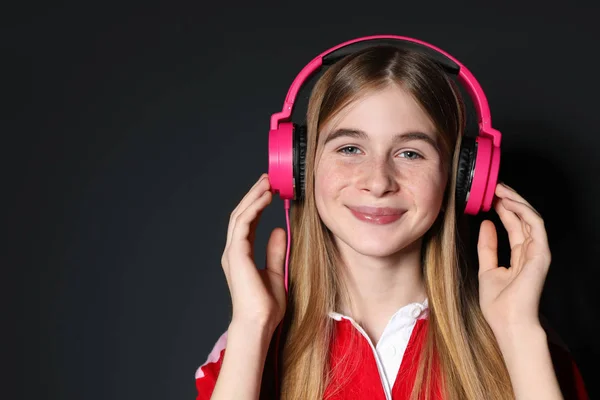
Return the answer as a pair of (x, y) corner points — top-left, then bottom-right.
(195, 40), (588, 399)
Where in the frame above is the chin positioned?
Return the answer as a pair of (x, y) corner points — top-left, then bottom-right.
(339, 232), (421, 258)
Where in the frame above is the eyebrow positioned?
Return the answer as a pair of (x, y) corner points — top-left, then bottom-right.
(323, 128), (439, 152)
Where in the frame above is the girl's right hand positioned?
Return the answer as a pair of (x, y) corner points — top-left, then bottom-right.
(220, 173), (287, 334)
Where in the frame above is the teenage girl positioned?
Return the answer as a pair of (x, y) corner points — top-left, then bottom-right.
(195, 36), (589, 400)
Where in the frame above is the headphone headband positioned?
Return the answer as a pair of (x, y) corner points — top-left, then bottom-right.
(269, 34), (501, 148)
(267, 34), (503, 314)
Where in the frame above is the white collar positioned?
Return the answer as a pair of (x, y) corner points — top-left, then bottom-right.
(328, 297), (429, 323)
(328, 298), (429, 398)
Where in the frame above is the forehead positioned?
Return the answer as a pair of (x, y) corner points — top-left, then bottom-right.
(319, 85), (437, 142)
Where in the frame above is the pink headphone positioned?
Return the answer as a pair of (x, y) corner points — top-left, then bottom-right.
(268, 34), (501, 291)
(267, 35), (501, 394)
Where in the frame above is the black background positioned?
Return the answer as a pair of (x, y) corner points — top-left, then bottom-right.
(6, 2), (599, 399)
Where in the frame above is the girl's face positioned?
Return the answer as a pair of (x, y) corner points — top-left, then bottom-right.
(314, 85), (448, 258)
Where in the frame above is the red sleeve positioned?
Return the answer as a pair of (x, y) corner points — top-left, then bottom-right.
(194, 328), (281, 400)
(195, 331), (227, 400)
(541, 317), (589, 400)
(548, 341), (589, 400)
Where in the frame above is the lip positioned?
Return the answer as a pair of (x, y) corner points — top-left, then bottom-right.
(347, 205), (406, 225)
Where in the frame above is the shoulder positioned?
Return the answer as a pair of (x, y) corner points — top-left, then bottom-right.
(540, 315), (589, 400)
(194, 331), (228, 400)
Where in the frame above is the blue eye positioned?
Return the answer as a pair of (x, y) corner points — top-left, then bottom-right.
(338, 146), (362, 155)
(400, 151), (423, 160)
(337, 147), (424, 160)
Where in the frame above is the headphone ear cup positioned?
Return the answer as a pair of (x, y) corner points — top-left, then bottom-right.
(293, 124), (307, 201)
(455, 136), (476, 215)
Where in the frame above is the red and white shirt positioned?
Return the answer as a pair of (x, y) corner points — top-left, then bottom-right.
(195, 299), (589, 399)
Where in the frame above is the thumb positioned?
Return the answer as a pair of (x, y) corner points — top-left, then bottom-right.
(477, 220), (498, 278)
(265, 227), (287, 279)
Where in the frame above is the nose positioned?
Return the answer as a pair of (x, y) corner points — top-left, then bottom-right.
(360, 155), (399, 197)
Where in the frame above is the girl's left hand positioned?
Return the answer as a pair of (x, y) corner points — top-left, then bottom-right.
(477, 182), (551, 333)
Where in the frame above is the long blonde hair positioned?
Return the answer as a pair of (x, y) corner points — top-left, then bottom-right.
(276, 45), (514, 400)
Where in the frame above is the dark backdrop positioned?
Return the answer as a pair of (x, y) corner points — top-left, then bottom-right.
(6, 2), (599, 399)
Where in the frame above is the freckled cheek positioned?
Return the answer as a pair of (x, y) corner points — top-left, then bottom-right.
(314, 160), (355, 198)
(408, 169), (447, 206)
(406, 168), (438, 187)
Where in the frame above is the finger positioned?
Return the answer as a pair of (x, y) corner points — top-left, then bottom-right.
(496, 183), (543, 238)
(222, 174), (269, 277)
(495, 183), (544, 249)
(223, 189), (272, 279)
(265, 227), (287, 277)
(230, 189), (273, 247)
(493, 196), (526, 250)
(265, 227), (288, 307)
(496, 183), (541, 218)
(229, 173), (269, 227)
(477, 219), (499, 277)
(225, 174), (270, 249)
(500, 197), (550, 250)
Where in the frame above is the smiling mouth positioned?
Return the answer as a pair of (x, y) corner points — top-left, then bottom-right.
(347, 207), (406, 225)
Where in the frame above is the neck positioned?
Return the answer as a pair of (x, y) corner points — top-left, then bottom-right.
(336, 237), (427, 344)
